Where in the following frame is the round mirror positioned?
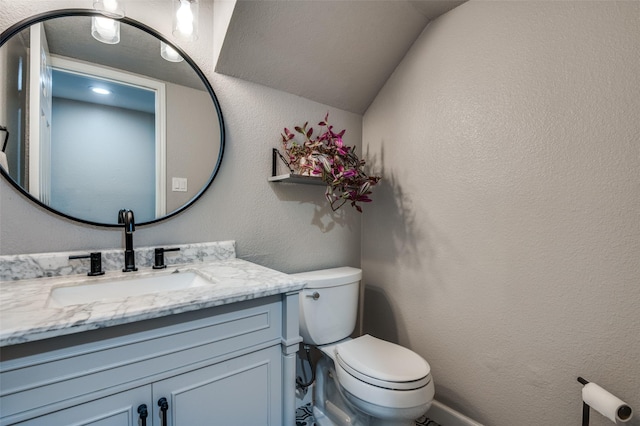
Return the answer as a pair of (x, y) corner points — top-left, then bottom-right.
(0, 10), (225, 227)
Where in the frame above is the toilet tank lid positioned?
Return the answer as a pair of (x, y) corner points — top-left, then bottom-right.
(291, 267), (362, 289)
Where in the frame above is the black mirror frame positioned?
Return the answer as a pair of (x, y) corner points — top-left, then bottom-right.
(0, 9), (225, 228)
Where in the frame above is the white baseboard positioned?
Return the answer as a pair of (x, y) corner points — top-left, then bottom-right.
(425, 400), (484, 426)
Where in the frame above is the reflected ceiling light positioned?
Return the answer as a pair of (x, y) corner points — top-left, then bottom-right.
(93, 0), (125, 18)
(172, 0), (198, 41)
(91, 16), (120, 44)
(91, 87), (111, 95)
(160, 42), (184, 63)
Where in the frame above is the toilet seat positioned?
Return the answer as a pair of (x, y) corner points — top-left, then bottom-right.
(335, 335), (431, 390)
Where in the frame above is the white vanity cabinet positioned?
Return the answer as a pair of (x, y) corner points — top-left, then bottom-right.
(12, 386), (150, 425)
(152, 346), (281, 425)
(0, 293), (301, 426)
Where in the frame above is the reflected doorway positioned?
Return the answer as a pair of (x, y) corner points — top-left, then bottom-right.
(46, 57), (166, 223)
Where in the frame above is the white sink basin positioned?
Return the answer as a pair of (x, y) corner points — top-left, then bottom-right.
(48, 271), (212, 307)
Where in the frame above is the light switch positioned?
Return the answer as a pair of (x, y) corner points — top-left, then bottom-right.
(172, 177), (188, 192)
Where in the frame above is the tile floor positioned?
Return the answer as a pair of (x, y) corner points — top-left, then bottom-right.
(295, 403), (443, 426)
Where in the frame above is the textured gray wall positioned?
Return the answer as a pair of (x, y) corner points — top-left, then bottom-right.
(0, 0), (361, 274)
(165, 83), (219, 213)
(362, 1), (640, 425)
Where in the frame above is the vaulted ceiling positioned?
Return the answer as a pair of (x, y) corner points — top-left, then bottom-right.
(215, 0), (465, 114)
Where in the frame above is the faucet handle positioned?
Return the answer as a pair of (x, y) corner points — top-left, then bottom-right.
(152, 247), (180, 269)
(69, 252), (105, 276)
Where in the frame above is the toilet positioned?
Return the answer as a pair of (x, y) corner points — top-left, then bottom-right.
(295, 267), (435, 426)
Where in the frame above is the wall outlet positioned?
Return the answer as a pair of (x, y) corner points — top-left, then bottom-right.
(172, 177), (188, 192)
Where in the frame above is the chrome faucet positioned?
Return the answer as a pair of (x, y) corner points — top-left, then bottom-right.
(118, 209), (137, 272)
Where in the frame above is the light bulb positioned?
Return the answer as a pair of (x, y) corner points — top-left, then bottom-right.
(91, 16), (120, 44)
(176, 1), (194, 37)
(161, 42), (184, 63)
(93, 0), (125, 18)
(103, 0), (118, 12)
(172, 0), (198, 41)
(91, 87), (111, 95)
(96, 17), (116, 37)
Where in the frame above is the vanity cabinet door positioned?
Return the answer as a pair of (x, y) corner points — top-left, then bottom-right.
(13, 386), (150, 426)
(152, 345), (283, 425)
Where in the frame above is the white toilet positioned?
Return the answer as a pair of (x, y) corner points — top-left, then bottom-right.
(295, 267), (435, 426)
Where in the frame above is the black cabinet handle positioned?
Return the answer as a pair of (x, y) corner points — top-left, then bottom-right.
(158, 397), (169, 426)
(137, 404), (148, 426)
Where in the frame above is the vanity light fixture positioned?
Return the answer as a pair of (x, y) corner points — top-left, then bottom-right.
(91, 16), (120, 44)
(160, 42), (184, 63)
(172, 0), (199, 42)
(93, 0), (125, 18)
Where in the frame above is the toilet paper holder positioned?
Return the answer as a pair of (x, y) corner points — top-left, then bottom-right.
(578, 377), (633, 425)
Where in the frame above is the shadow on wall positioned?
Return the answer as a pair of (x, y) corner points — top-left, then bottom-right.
(269, 182), (353, 232)
(364, 144), (425, 267)
(311, 199), (351, 233)
(363, 285), (399, 342)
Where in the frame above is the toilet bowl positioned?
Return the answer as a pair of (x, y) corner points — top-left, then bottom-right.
(295, 267), (434, 426)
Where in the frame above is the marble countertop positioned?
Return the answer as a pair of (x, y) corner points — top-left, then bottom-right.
(0, 258), (306, 347)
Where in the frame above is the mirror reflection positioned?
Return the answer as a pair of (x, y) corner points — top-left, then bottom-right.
(0, 13), (224, 225)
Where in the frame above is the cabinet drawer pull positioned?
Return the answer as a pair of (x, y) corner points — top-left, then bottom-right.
(158, 397), (169, 426)
(137, 404), (148, 426)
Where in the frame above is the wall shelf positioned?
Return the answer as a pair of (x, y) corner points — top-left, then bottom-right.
(268, 173), (325, 185)
(269, 148), (326, 186)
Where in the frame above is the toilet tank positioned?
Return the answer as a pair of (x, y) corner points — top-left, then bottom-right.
(293, 267), (362, 345)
